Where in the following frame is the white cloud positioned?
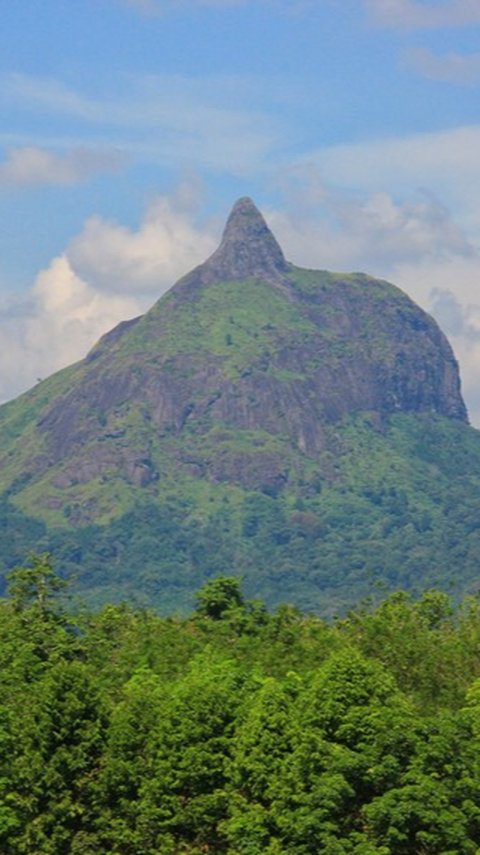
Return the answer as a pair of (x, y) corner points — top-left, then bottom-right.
(365, 0), (480, 29)
(270, 165), (474, 270)
(0, 259), (141, 402)
(0, 185), (217, 403)
(406, 47), (480, 84)
(0, 74), (98, 120)
(0, 146), (125, 187)
(66, 189), (217, 294)
(0, 73), (284, 175)
(300, 125), (480, 234)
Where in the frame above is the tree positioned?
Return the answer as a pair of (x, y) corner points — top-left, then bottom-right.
(94, 667), (164, 854)
(195, 576), (245, 620)
(225, 673), (301, 853)
(7, 553), (67, 618)
(2, 659), (108, 855)
(136, 652), (245, 853)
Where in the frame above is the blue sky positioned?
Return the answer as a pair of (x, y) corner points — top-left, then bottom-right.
(2, 0), (480, 421)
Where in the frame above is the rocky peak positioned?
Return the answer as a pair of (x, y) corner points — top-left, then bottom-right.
(184, 197), (290, 289)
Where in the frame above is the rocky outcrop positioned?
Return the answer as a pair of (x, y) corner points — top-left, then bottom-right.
(175, 196), (291, 294)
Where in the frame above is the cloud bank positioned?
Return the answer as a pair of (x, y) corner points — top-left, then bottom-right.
(366, 0), (480, 30)
(300, 125), (480, 238)
(406, 48), (480, 85)
(0, 146), (124, 188)
(0, 73), (284, 176)
(0, 188), (216, 403)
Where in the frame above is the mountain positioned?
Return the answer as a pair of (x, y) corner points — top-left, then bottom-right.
(1, 197), (479, 615)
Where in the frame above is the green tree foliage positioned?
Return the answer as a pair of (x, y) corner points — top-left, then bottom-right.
(136, 652), (244, 853)
(7, 552), (67, 617)
(94, 667), (164, 853)
(1, 560), (480, 852)
(195, 576), (245, 620)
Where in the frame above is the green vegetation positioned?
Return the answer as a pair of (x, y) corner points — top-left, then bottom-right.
(288, 266), (405, 301)
(0, 411), (479, 615)
(119, 277), (316, 370)
(0, 257), (474, 614)
(2, 556), (480, 853)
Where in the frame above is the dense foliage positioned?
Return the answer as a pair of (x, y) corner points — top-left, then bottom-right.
(2, 556), (480, 853)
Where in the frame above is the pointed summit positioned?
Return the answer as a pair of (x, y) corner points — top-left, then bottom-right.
(191, 197), (290, 287)
(220, 196), (284, 254)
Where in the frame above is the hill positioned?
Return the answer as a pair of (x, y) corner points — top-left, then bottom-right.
(0, 197), (478, 614)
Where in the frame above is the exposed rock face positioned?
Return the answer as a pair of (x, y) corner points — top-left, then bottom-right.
(177, 196), (290, 292)
(0, 198), (468, 513)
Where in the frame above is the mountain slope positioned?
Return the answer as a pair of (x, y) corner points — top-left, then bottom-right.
(0, 198), (477, 614)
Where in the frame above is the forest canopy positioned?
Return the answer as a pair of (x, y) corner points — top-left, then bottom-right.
(1, 555), (480, 854)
